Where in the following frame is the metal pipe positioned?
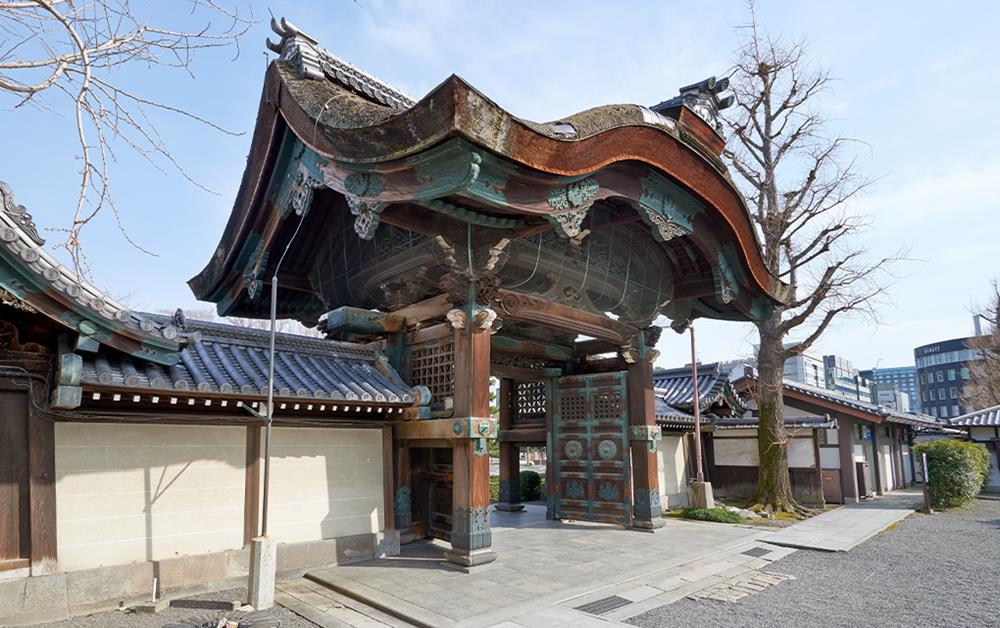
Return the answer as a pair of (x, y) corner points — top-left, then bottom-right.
(690, 321), (704, 482)
(261, 275), (277, 538)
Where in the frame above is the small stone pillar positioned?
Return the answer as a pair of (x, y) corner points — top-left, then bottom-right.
(248, 536), (277, 610)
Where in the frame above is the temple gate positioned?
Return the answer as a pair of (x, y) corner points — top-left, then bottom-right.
(188, 18), (791, 569)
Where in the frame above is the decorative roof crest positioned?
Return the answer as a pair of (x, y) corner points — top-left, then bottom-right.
(266, 17), (415, 110)
(0, 181), (44, 245)
(651, 76), (735, 135)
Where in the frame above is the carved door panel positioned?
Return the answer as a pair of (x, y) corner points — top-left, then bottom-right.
(552, 373), (630, 525)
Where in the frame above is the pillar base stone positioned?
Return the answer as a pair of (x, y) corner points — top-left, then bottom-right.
(248, 536), (277, 611)
(690, 481), (715, 509)
(444, 547), (497, 572)
(632, 516), (666, 531)
(494, 503), (525, 512)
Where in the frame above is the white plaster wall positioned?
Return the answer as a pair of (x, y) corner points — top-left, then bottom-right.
(970, 427), (996, 440)
(902, 444), (913, 485)
(714, 438), (758, 467)
(266, 427), (383, 544)
(879, 444), (894, 491)
(657, 435), (688, 507)
(788, 439), (816, 469)
(55, 423), (246, 572)
(820, 447), (841, 470)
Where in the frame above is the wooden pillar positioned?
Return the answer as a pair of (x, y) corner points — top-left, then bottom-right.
(812, 428), (825, 505)
(496, 378), (524, 511)
(838, 417), (859, 503)
(544, 376), (558, 520)
(394, 439), (414, 542)
(445, 306), (497, 568)
(27, 404), (57, 575)
(382, 427), (395, 531)
(243, 426), (262, 545)
(626, 329), (664, 530)
(871, 426), (884, 495)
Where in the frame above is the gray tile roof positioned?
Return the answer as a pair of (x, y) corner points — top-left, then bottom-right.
(80, 315), (418, 405)
(949, 405), (1000, 427)
(774, 377), (941, 427)
(714, 415), (836, 431)
(653, 362), (744, 413)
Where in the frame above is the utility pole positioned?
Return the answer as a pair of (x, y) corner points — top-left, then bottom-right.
(689, 321), (713, 507)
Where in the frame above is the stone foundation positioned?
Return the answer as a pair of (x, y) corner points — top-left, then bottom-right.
(0, 530), (400, 626)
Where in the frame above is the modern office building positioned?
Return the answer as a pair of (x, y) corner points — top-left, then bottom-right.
(823, 354), (872, 400)
(913, 337), (982, 419)
(860, 366), (920, 414)
(784, 352), (826, 388)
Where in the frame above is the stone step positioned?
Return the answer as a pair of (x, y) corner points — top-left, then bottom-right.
(276, 578), (415, 627)
(305, 569), (452, 628)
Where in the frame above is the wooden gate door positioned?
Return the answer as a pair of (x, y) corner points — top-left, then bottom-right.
(0, 391), (30, 564)
(552, 372), (631, 524)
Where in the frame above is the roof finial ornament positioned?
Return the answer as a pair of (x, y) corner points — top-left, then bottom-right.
(0, 181), (45, 246)
(650, 76), (735, 135)
(172, 307), (187, 331)
(266, 17), (324, 80)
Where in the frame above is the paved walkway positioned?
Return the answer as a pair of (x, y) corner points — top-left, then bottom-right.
(756, 489), (924, 552)
(299, 504), (785, 627)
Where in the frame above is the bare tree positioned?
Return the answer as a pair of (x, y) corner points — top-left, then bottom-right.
(724, 7), (897, 514)
(0, 0), (253, 272)
(154, 308), (325, 338)
(968, 282), (1000, 409)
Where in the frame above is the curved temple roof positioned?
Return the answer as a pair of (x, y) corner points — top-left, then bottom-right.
(189, 18), (791, 327)
(0, 181), (195, 365)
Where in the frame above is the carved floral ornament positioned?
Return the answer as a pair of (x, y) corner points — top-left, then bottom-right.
(546, 176), (599, 239)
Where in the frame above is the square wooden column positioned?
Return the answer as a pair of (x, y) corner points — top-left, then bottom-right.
(838, 418), (860, 503)
(625, 329), (665, 530)
(496, 378), (524, 512)
(446, 307), (498, 568)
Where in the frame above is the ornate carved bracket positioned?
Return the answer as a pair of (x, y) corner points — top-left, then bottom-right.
(545, 176), (599, 239)
(452, 416), (498, 456)
(447, 307), (498, 333)
(496, 289), (637, 344)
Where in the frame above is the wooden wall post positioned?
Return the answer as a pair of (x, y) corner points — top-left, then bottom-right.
(28, 399), (57, 575)
(626, 329), (664, 530)
(871, 426), (884, 495)
(243, 425), (261, 545)
(838, 417), (859, 503)
(445, 306), (497, 568)
(496, 378), (524, 511)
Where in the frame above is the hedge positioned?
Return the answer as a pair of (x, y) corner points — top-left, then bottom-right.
(680, 507), (745, 524)
(914, 439), (991, 509)
(520, 469), (543, 501)
(489, 475), (500, 502)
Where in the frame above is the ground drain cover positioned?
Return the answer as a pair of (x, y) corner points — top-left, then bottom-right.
(742, 547), (772, 558)
(574, 595), (631, 615)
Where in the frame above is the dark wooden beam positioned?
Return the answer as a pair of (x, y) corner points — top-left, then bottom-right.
(495, 289), (637, 344)
(491, 335), (573, 361)
(407, 323), (451, 345)
(490, 364), (549, 382)
(390, 294), (453, 326)
(574, 338), (619, 357)
(324, 306), (405, 335)
(498, 427), (547, 444)
(28, 403), (56, 575)
(243, 426), (261, 544)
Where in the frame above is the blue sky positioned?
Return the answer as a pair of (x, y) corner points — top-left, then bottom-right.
(3, 0), (998, 370)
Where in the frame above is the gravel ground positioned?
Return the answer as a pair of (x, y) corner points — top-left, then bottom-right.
(44, 586), (318, 628)
(630, 496), (1000, 628)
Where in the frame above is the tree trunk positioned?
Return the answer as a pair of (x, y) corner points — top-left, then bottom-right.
(753, 315), (800, 513)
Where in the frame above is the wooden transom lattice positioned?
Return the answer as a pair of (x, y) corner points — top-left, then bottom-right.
(514, 381), (546, 425)
(408, 340), (454, 412)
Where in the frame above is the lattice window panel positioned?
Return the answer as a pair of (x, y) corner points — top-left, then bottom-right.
(515, 381), (547, 425)
(593, 391), (623, 421)
(409, 340), (454, 412)
(491, 350), (560, 372)
(560, 393), (586, 423)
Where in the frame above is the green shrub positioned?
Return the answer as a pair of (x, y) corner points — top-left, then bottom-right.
(680, 507), (745, 524)
(520, 470), (542, 501)
(914, 439), (991, 509)
(489, 475), (499, 503)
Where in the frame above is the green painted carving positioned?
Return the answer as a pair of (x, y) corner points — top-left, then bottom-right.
(344, 172), (385, 198)
(564, 440), (583, 460)
(450, 506), (491, 551)
(420, 198), (524, 229)
(347, 197), (389, 240)
(714, 245), (746, 305)
(638, 171), (702, 233)
(597, 439), (618, 461)
(597, 481), (620, 502)
(545, 176), (599, 238)
(409, 139), (483, 200)
(633, 488), (662, 520)
(564, 479), (585, 500)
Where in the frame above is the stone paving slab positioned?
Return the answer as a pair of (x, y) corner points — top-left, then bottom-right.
(304, 504), (766, 627)
(756, 490), (924, 552)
